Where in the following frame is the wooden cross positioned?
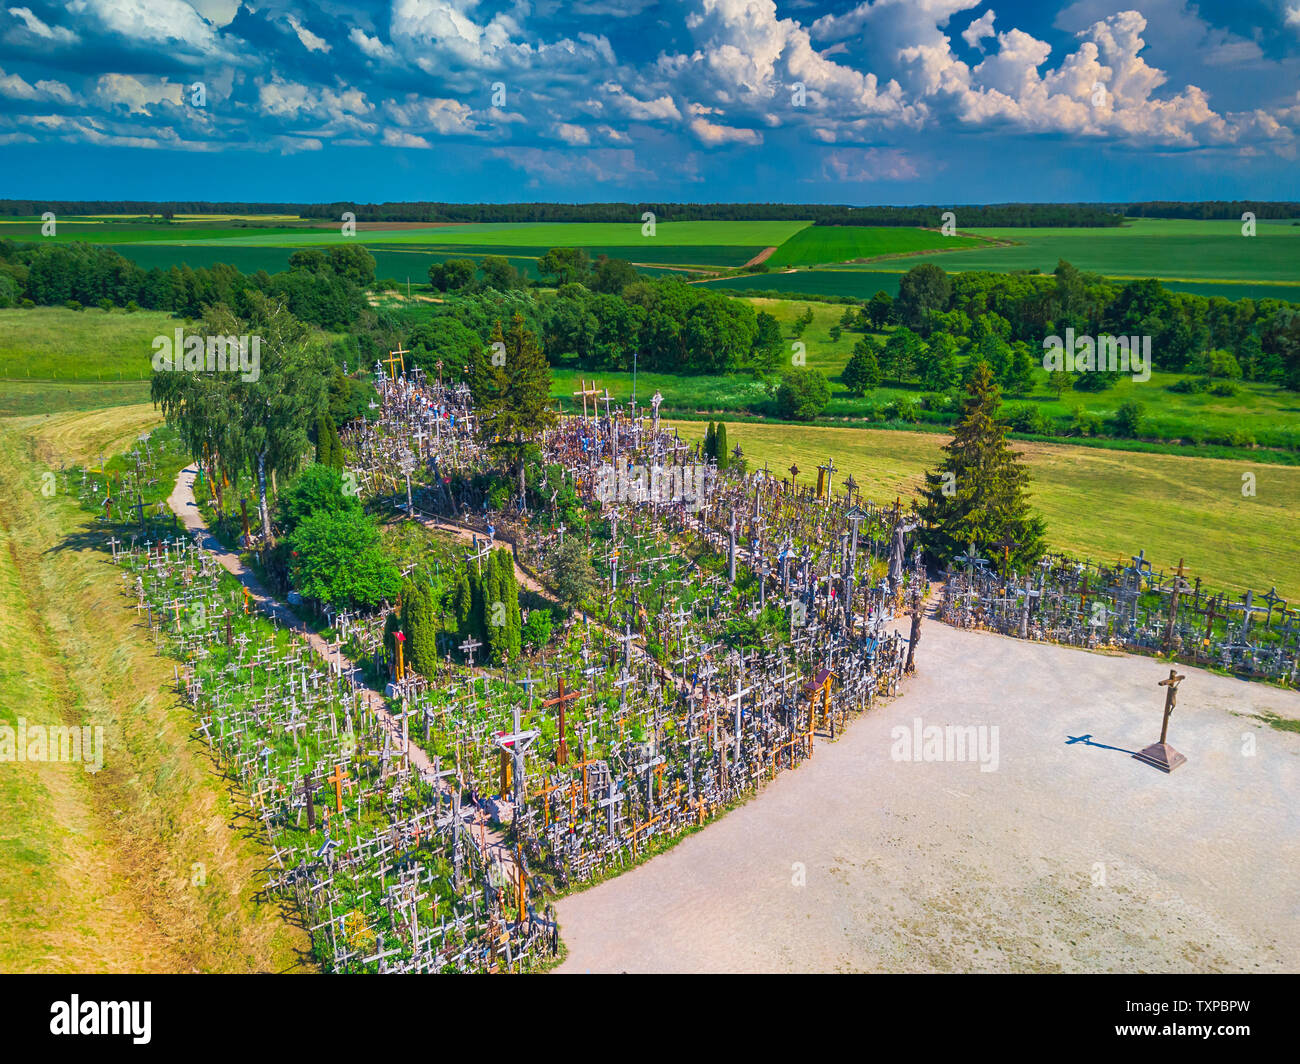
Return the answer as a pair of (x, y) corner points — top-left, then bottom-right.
(515, 845), (528, 926)
(1165, 558), (1191, 652)
(1076, 570), (1094, 620)
(572, 378), (598, 419)
(301, 768), (316, 832)
(1197, 595), (1227, 647)
(569, 750), (601, 812)
(1227, 588), (1266, 638)
(533, 775), (567, 829)
(542, 676), (582, 765)
(992, 533), (1019, 584)
(816, 457), (837, 499)
(629, 814), (658, 855)
(326, 763), (350, 814)
(496, 701), (539, 805)
(727, 667), (755, 764)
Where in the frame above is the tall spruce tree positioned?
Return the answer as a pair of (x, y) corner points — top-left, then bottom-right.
(703, 421), (716, 460)
(481, 313), (557, 507)
(916, 360), (1046, 570)
(714, 422), (729, 470)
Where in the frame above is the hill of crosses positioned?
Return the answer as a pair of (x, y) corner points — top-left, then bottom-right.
(98, 357), (929, 973)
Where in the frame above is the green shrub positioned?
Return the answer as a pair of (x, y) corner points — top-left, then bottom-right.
(775, 368), (831, 420)
(1004, 403), (1050, 434)
(1068, 405), (1102, 437)
(1113, 400), (1145, 438)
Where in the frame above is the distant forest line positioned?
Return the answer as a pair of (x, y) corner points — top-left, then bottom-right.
(0, 200), (1296, 226)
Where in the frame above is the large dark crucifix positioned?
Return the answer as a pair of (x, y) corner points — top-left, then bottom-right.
(1133, 668), (1188, 773)
(542, 676), (581, 766)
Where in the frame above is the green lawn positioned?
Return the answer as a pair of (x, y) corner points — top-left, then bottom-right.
(0, 379), (151, 418)
(0, 307), (349, 388)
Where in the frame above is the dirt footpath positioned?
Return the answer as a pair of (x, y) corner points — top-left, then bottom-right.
(555, 621), (1300, 973)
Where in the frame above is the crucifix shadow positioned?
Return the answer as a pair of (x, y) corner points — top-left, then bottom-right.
(1065, 734), (1142, 756)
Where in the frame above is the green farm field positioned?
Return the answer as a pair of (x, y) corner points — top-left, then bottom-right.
(700, 267), (1300, 303)
(768, 224), (989, 268)
(667, 419), (1300, 599)
(109, 243), (741, 277)
(0, 221), (310, 244)
(864, 217), (1300, 284)
(128, 219), (812, 249)
(16, 215), (1300, 294)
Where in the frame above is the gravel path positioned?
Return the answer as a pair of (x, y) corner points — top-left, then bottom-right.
(166, 467), (519, 874)
(555, 619), (1300, 973)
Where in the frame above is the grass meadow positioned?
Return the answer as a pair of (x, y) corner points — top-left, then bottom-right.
(0, 404), (311, 971)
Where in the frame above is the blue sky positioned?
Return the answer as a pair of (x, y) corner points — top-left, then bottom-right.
(1, 0), (1298, 204)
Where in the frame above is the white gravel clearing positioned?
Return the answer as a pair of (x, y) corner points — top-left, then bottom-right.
(554, 621), (1300, 973)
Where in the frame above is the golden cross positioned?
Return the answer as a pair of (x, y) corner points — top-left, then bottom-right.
(384, 345), (408, 381)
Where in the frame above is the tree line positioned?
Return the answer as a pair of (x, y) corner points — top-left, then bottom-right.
(867, 261), (1300, 390)
(0, 239), (376, 332)
(1123, 201), (1300, 220)
(301, 201), (1124, 227)
(4, 199), (1295, 224)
